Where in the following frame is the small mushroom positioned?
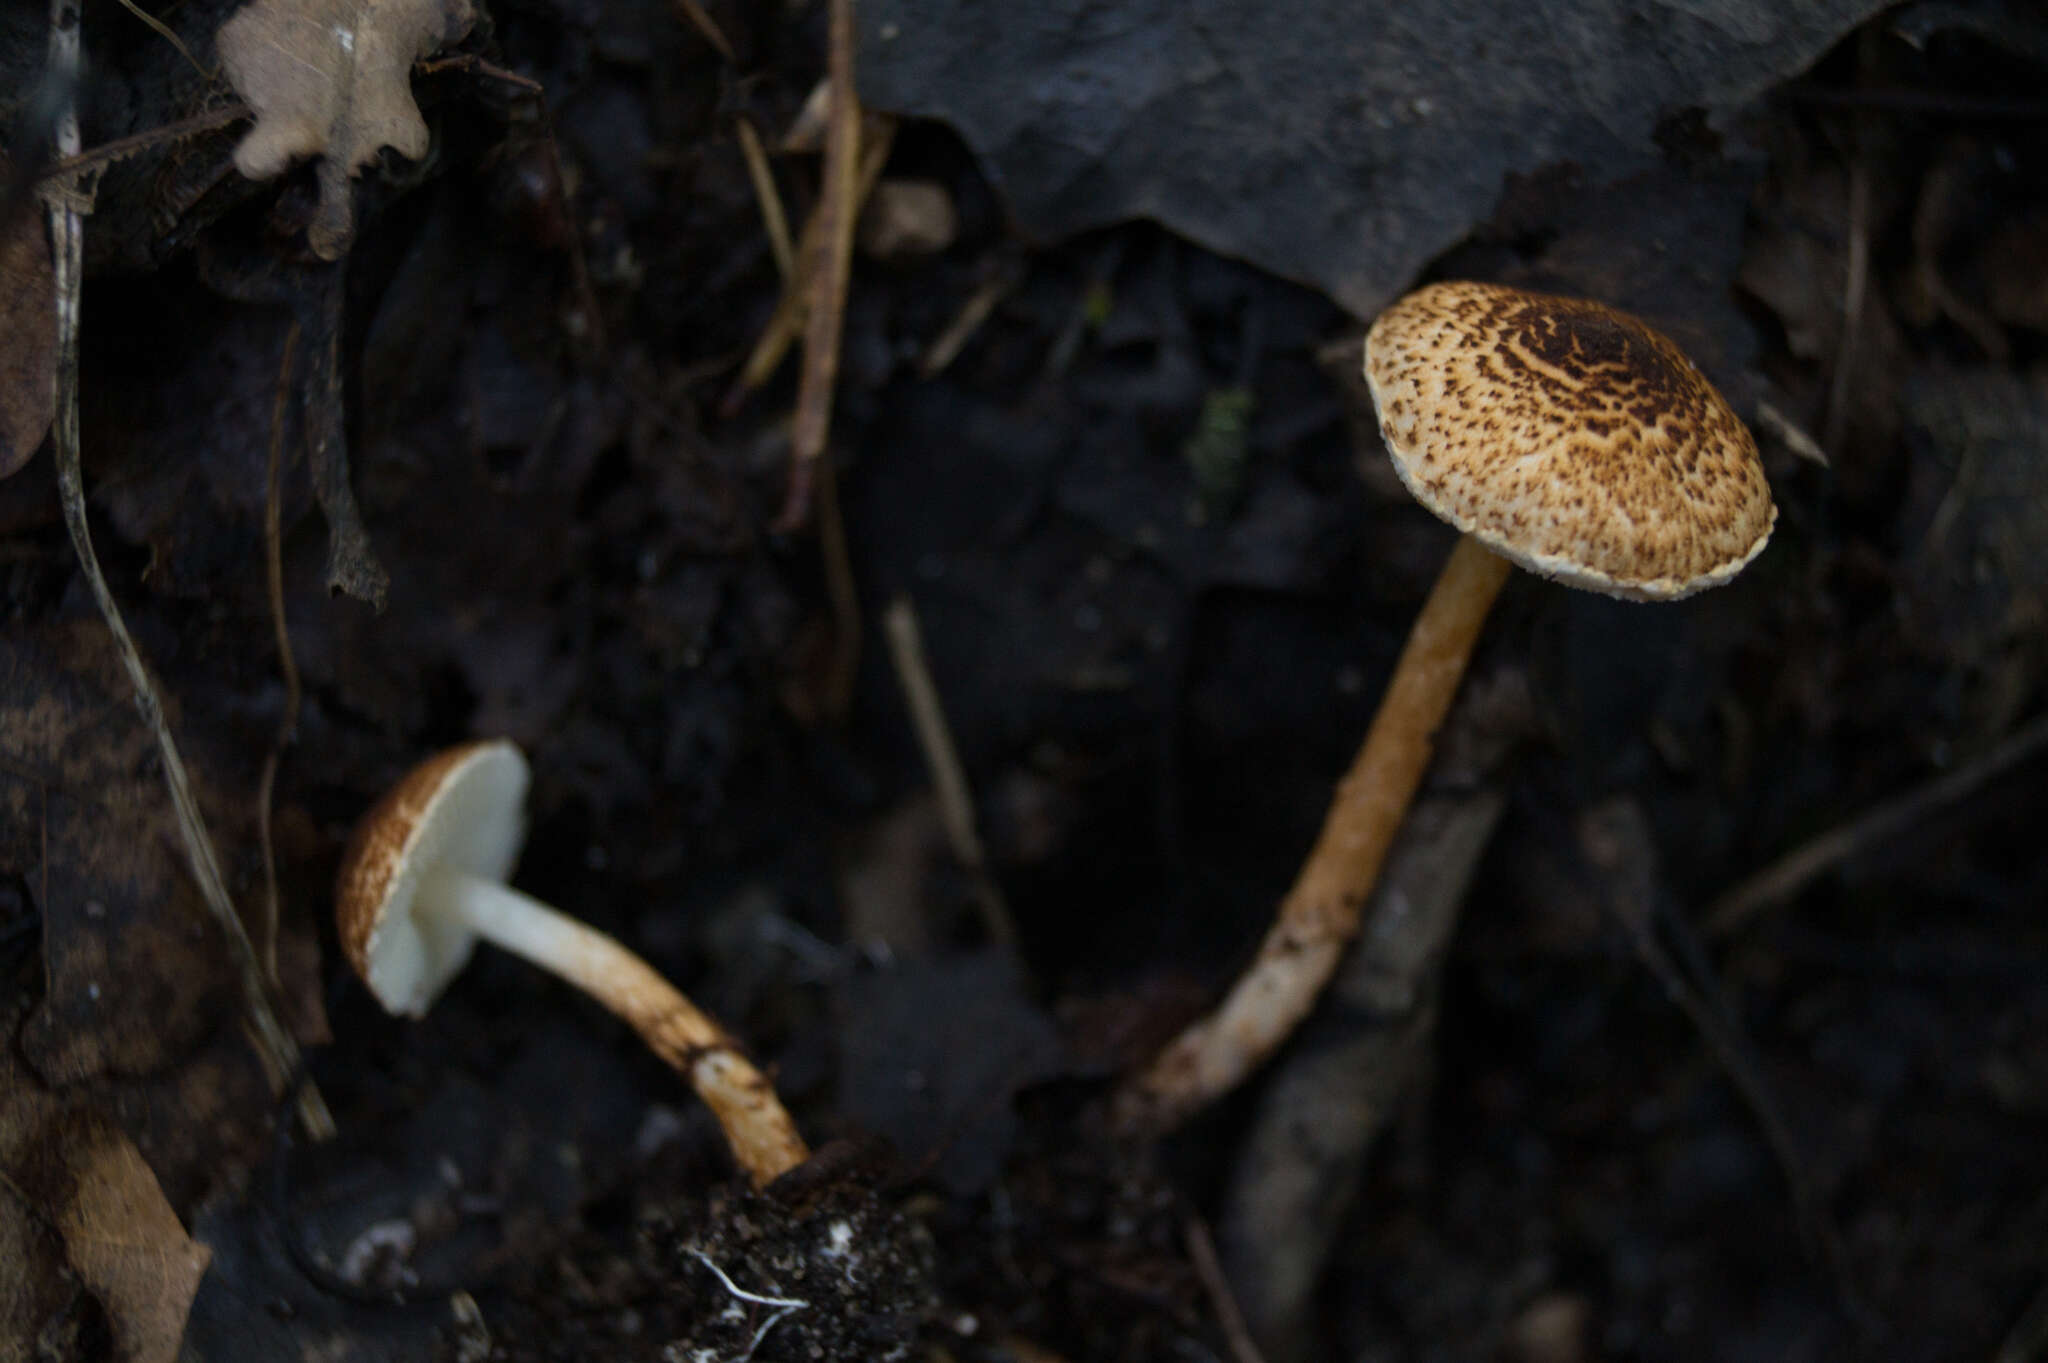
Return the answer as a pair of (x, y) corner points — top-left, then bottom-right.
(335, 740), (809, 1186)
(1120, 281), (1776, 1132)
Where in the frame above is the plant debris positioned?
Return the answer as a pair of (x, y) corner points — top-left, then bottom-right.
(216, 0), (476, 257)
(3, 1), (2046, 1359)
(0, 206), (55, 478)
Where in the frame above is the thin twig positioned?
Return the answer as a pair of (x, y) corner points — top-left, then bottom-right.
(1628, 905), (1862, 1312)
(814, 453), (860, 722)
(254, 321), (304, 983)
(1706, 712), (2048, 937)
(112, 0), (209, 83)
(736, 117), (795, 282)
(415, 54), (545, 93)
(881, 595), (1018, 950)
(38, 103), (251, 183)
(1583, 802), (1868, 1325)
(782, 0), (862, 515)
(920, 260), (1021, 378)
(1182, 1214), (1268, 1363)
(669, 0), (735, 61)
(40, 0), (332, 1140)
(722, 118), (894, 415)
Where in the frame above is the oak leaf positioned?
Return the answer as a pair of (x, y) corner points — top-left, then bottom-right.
(216, 0), (474, 257)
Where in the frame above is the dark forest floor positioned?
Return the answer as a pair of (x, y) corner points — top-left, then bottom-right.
(2, 3), (2046, 1361)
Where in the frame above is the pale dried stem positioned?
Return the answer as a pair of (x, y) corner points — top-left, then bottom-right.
(736, 117), (794, 282)
(882, 595), (1018, 949)
(789, 0), (860, 466)
(255, 321), (304, 983)
(725, 118), (895, 411)
(669, 0), (734, 61)
(1117, 535), (1510, 1134)
(41, 0), (331, 1139)
(919, 265), (1017, 379)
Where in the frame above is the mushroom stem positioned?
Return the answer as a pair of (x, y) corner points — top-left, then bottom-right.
(1118, 534), (1511, 1134)
(422, 867), (811, 1186)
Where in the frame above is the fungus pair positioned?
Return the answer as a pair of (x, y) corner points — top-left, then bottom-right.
(336, 741), (808, 1187)
(1119, 281), (1777, 1132)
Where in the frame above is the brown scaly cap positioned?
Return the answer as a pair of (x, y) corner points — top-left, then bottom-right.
(1364, 281), (1776, 600)
(335, 740), (522, 981)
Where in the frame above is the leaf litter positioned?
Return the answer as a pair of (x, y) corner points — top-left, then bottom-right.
(3, 0), (2048, 1359)
(216, 0), (476, 257)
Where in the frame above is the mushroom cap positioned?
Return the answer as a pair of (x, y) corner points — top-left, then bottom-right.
(335, 740), (530, 1016)
(1364, 281), (1775, 601)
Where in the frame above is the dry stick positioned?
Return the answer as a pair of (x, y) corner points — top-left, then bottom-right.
(1584, 801), (1865, 1322)
(736, 117), (794, 282)
(786, 0), (860, 472)
(1182, 1214), (1269, 1363)
(814, 453), (861, 722)
(1706, 711), (2048, 938)
(1628, 918), (1865, 1318)
(111, 0), (207, 81)
(38, 103), (251, 183)
(39, 0), (333, 1140)
(254, 322), (304, 983)
(919, 262), (1020, 379)
(669, 0), (735, 61)
(882, 596), (1019, 950)
(1117, 536), (1512, 1135)
(721, 118), (894, 415)
(415, 54), (544, 92)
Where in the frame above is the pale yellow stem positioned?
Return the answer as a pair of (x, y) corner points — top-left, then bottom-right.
(1118, 534), (1512, 1134)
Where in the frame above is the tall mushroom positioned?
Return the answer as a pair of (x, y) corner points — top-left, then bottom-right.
(336, 739), (809, 1187)
(1119, 281), (1776, 1133)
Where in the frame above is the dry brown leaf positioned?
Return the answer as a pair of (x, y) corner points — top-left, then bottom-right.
(57, 1126), (212, 1363)
(216, 0), (474, 258)
(0, 207), (56, 479)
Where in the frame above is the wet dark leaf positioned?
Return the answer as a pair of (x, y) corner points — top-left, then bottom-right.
(859, 0), (1890, 314)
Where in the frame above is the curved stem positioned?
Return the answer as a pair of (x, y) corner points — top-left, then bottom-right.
(428, 868), (810, 1186)
(1117, 534), (1511, 1134)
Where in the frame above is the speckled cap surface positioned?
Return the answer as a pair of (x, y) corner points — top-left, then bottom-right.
(335, 740), (530, 1015)
(1364, 281), (1776, 600)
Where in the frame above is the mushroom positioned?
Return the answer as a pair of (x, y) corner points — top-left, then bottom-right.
(336, 739), (809, 1186)
(1119, 281), (1776, 1133)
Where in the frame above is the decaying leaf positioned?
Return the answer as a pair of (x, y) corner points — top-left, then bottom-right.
(56, 1124), (213, 1363)
(0, 623), (327, 1085)
(1, 624), (236, 1084)
(0, 205), (56, 478)
(1, 1011), (213, 1363)
(216, 0), (475, 257)
(857, 0), (1894, 316)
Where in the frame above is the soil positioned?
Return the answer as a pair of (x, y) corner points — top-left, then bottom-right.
(3, 3), (2046, 1363)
